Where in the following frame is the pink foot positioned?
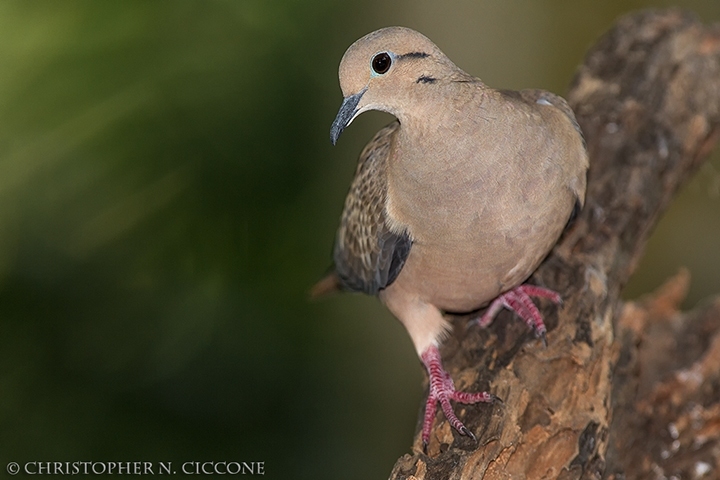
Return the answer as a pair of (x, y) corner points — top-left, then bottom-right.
(478, 284), (562, 343)
(420, 345), (497, 450)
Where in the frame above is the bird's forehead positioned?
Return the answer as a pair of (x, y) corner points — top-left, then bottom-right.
(338, 27), (440, 93)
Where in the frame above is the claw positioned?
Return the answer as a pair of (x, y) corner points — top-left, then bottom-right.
(459, 425), (477, 442)
(420, 346), (495, 447)
(478, 284), (562, 340)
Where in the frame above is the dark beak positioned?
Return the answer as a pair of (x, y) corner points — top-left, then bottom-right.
(330, 89), (366, 145)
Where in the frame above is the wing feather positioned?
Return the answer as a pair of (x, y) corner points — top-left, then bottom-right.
(333, 121), (411, 295)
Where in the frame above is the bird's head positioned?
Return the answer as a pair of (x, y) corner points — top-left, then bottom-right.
(330, 27), (459, 145)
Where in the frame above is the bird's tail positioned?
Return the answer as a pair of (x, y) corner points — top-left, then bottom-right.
(309, 271), (342, 299)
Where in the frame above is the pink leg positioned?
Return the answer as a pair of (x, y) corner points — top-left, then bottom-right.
(420, 345), (497, 451)
(478, 284), (562, 343)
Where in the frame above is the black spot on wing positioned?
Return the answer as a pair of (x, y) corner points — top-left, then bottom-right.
(335, 230), (412, 295)
(386, 232), (412, 287)
(564, 198), (582, 231)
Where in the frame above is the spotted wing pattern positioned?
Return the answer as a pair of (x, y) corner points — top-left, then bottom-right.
(333, 121), (411, 295)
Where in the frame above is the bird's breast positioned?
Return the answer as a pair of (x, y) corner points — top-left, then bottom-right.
(384, 148), (575, 312)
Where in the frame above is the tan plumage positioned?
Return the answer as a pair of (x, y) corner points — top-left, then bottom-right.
(316, 27), (588, 448)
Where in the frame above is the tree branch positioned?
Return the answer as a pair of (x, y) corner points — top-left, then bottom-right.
(608, 269), (720, 479)
(389, 9), (720, 480)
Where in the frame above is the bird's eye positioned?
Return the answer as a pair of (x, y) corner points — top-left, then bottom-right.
(371, 52), (392, 75)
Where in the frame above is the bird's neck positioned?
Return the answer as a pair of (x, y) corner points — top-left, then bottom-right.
(389, 88), (499, 189)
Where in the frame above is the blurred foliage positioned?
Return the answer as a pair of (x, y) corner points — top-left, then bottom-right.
(0, 1), (718, 479)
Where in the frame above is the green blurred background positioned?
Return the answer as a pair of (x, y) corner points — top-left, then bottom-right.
(1, 1), (718, 479)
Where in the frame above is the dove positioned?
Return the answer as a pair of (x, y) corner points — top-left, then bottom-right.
(315, 26), (588, 449)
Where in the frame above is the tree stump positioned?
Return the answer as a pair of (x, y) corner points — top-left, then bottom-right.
(389, 9), (720, 480)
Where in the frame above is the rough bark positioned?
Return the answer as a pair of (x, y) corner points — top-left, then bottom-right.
(389, 9), (720, 480)
(608, 270), (720, 479)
